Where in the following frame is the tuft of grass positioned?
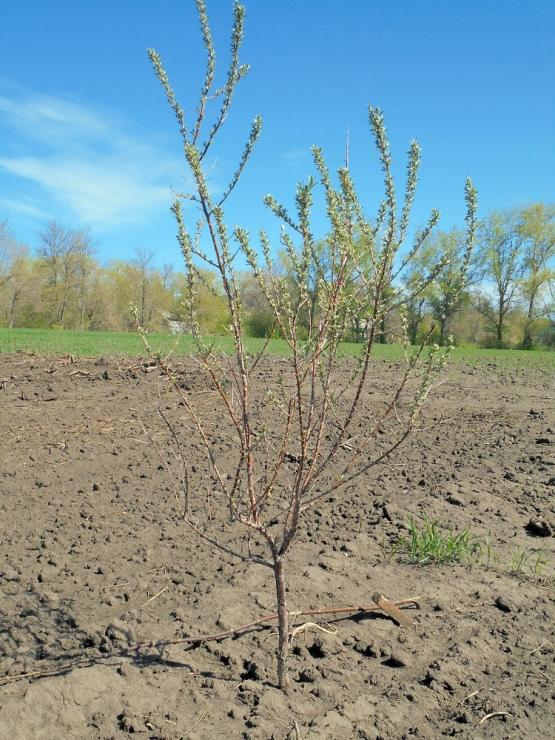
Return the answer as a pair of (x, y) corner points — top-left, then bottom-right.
(385, 521), (551, 580)
(396, 516), (479, 566)
(468, 534), (494, 569)
(509, 547), (549, 579)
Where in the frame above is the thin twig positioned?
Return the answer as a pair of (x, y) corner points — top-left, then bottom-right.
(140, 586), (169, 608)
(477, 711), (512, 726)
(288, 621), (337, 644)
(182, 709), (207, 738)
(529, 641), (549, 655)
(458, 688), (481, 705)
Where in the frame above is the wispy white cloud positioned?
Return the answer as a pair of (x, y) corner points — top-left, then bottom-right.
(283, 148), (310, 163)
(0, 196), (50, 220)
(0, 90), (185, 226)
(0, 156), (173, 224)
(0, 94), (114, 146)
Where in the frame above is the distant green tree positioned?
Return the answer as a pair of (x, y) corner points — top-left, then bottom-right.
(423, 228), (482, 345)
(4, 251), (33, 328)
(37, 221), (95, 327)
(175, 268), (230, 334)
(476, 209), (524, 346)
(240, 273), (275, 337)
(402, 270), (431, 345)
(518, 203), (555, 349)
(0, 221), (25, 291)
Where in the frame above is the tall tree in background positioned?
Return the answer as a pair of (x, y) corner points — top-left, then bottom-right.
(402, 264), (431, 345)
(518, 203), (555, 349)
(0, 221), (21, 290)
(37, 221), (94, 326)
(73, 230), (98, 330)
(0, 222), (32, 327)
(37, 221), (70, 324)
(477, 209), (524, 346)
(424, 228), (482, 344)
(1, 206), (552, 344)
(132, 247), (155, 327)
(104, 251), (178, 331)
(4, 249), (33, 328)
(175, 268), (230, 334)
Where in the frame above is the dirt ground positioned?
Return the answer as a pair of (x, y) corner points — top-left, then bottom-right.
(0, 352), (553, 740)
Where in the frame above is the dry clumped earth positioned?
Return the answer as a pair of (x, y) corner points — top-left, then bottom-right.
(0, 351), (553, 740)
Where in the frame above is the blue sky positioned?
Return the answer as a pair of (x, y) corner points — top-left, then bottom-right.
(0, 0), (553, 267)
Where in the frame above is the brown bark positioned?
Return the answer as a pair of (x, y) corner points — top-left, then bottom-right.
(273, 558), (289, 689)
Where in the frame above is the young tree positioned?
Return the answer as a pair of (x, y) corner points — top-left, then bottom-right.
(277, 238), (329, 339)
(476, 209), (524, 346)
(146, 0), (477, 688)
(517, 203), (555, 349)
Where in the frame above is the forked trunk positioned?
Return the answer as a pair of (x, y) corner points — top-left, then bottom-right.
(273, 558), (289, 689)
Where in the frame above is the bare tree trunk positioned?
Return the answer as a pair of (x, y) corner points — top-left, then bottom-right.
(59, 294), (66, 326)
(496, 312), (503, 344)
(522, 325), (533, 349)
(378, 314), (387, 344)
(495, 288), (508, 346)
(273, 558), (289, 689)
(59, 274), (68, 326)
(408, 319), (418, 346)
(9, 288), (19, 328)
(522, 295), (536, 349)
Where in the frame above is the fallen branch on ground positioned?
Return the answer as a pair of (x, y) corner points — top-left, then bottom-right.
(133, 594), (421, 652)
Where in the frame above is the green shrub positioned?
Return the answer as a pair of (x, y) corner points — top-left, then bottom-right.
(245, 310), (275, 338)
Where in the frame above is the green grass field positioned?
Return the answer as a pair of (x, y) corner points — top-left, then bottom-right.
(0, 327), (553, 368)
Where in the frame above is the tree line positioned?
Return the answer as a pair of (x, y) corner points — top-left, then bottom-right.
(0, 203), (553, 348)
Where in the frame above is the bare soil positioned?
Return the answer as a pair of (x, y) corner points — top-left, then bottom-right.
(0, 352), (553, 740)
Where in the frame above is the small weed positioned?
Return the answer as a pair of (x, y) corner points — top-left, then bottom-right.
(385, 518), (550, 580)
(396, 516), (480, 566)
(509, 547), (548, 579)
(378, 531), (400, 564)
(468, 534), (494, 569)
